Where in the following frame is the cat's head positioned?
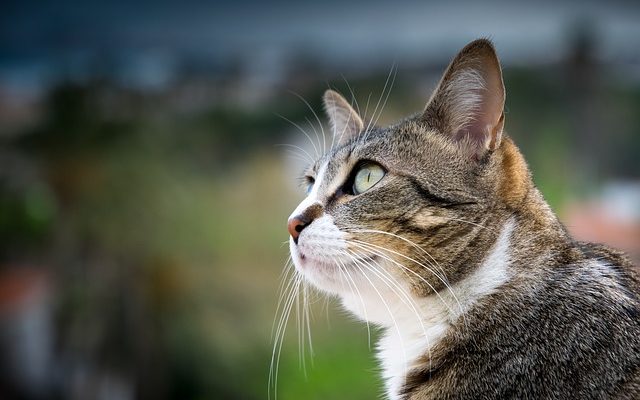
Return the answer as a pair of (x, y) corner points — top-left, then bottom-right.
(287, 39), (531, 320)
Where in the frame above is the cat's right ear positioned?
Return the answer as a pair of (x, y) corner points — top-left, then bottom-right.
(323, 89), (364, 146)
(423, 39), (506, 160)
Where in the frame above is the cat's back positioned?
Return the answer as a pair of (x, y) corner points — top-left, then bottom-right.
(405, 241), (640, 400)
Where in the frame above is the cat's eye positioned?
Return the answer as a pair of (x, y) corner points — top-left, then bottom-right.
(305, 177), (315, 194)
(353, 163), (385, 195)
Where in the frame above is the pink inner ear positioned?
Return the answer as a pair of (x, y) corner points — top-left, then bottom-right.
(423, 39), (506, 157)
(455, 89), (504, 150)
(452, 58), (505, 156)
(323, 89), (364, 146)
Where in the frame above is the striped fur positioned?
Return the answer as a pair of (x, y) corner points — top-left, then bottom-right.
(287, 39), (640, 399)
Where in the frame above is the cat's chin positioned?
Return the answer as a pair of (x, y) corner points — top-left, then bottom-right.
(289, 238), (377, 295)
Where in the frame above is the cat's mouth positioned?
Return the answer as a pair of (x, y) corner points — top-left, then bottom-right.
(290, 238), (384, 294)
(295, 247), (378, 269)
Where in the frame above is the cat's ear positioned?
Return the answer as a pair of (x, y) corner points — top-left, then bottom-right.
(323, 89), (364, 145)
(423, 39), (505, 159)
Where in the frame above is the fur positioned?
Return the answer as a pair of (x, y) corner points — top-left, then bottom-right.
(286, 39), (640, 399)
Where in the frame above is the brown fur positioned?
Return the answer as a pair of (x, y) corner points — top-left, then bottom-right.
(497, 137), (530, 208)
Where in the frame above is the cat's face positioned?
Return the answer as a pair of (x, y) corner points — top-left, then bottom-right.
(287, 40), (528, 320)
(289, 123), (480, 294)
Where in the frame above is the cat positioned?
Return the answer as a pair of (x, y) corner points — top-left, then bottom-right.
(285, 39), (640, 399)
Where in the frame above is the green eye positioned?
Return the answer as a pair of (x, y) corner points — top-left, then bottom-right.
(353, 163), (385, 195)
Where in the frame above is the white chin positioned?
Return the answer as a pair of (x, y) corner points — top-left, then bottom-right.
(289, 238), (347, 295)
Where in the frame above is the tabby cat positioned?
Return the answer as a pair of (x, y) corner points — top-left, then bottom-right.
(286, 39), (640, 399)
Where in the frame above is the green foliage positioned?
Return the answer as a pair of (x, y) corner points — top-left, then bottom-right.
(0, 181), (56, 252)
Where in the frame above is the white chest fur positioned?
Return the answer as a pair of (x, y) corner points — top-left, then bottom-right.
(343, 218), (515, 400)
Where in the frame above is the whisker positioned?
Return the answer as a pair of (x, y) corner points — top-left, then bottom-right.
(303, 282), (315, 365)
(271, 259), (298, 339)
(288, 90), (327, 155)
(362, 63), (397, 143)
(343, 231), (459, 304)
(305, 116), (324, 156)
(276, 113), (320, 159)
(280, 147), (315, 165)
(344, 227), (450, 280)
(362, 92), (373, 125)
(348, 240), (456, 313)
(269, 271), (302, 400)
(343, 251), (412, 388)
(347, 248), (436, 375)
(295, 280), (306, 376)
(331, 254), (373, 348)
(346, 249), (420, 314)
(341, 74), (362, 118)
(347, 236), (469, 336)
(365, 63), (397, 142)
(349, 256), (407, 351)
(326, 90), (359, 149)
(349, 237), (446, 285)
(286, 92), (323, 156)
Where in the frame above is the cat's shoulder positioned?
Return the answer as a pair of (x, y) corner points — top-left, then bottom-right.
(576, 242), (637, 271)
(575, 240), (639, 278)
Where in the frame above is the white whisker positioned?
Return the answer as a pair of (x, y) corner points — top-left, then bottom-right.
(276, 113), (320, 159)
(345, 236), (464, 318)
(280, 147), (315, 165)
(331, 254), (373, 348)
(362, 63), (397, 143)
(340, 75), (362, 117)
(269, 270), (302, 400)
(288, 90), (328, 156)
(345, 227), (450, 280)
(343, 251), (413, 390)
(303, 282), (315, 365)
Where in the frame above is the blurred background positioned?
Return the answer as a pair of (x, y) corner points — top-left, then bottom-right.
(1, 0), (639, 399)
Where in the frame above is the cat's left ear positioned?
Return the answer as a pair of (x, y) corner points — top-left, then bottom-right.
(423, 39), (505, 159)
(323, 89), (364, 146)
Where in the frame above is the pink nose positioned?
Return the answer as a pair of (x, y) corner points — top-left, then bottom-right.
(287, 203), (324, 244)
(287, 215), (307, 244)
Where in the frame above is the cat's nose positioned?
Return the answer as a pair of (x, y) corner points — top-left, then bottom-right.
(288, 203), (323, 244)
(288, 216), (308, 244)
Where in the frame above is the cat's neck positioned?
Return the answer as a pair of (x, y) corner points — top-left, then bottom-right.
(382, 219), (517, 398)
(495, 137), (575, 265)
(370, 199), (572, 400)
